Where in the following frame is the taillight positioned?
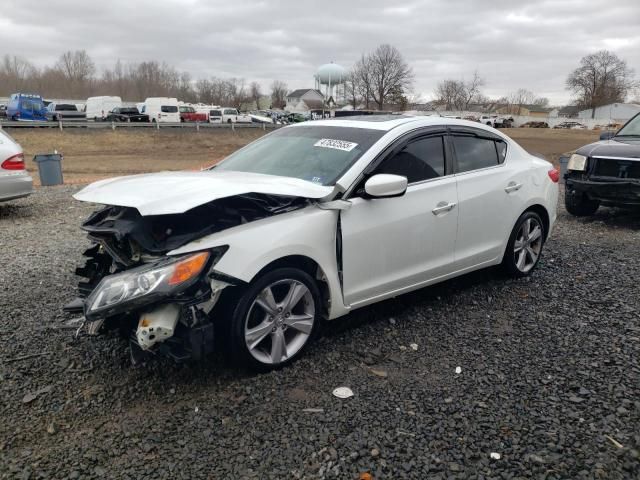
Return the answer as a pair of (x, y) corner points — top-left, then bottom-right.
(1, 153), (25, 170)
(548, 168), (560, 183)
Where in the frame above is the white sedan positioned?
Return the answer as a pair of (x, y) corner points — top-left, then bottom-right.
(71, 116), (559, 369)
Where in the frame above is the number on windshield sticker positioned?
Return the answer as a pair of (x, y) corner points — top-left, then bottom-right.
(314, 139), (358, 152)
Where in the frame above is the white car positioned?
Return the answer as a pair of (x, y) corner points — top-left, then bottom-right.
(210, 107), (252, 124)
(0, 130), (33, 202)
(70, 116), (558, 370)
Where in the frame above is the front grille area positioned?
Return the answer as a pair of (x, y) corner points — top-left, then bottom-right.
(593, 158), (640, 179)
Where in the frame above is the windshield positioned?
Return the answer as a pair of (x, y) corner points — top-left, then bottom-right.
(56, 104), (77, 111)
(120, 108), (138, 114)
(214, 125), (385, 186)
(616, 114), (640, 137)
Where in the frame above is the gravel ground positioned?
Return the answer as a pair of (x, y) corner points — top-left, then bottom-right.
(1, 185), (639, 480)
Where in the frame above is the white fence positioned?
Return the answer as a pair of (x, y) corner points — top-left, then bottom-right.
(408, 110), (618, 129)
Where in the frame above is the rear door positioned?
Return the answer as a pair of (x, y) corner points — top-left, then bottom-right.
(341, 129), (459, 306)
(449, 127), (526, 269)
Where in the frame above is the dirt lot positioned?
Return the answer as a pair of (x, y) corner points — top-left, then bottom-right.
(7, 127), (600, 185)
(8, 128), (268, 185)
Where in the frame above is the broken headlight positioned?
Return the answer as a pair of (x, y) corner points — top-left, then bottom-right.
(84, 249), (224, 318)
(567, 154), (587, 171)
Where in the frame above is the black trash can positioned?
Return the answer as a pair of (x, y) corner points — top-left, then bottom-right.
(33, 153), (64, 186)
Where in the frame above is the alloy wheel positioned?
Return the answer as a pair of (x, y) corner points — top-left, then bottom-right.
(244, 279), (315, 365)
(513, 217), (543, 273)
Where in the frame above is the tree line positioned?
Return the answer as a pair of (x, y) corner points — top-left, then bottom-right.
(432, 50), (637, 114)
(1, 48), (637, 113)
(0, 51), (289, 109)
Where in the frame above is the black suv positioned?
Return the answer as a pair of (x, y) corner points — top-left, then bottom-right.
(565, 113), (640, 216)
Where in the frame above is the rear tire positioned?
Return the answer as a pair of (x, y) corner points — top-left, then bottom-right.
(565, 189), (599, 216)
(228, 267), (321, 371)
(502, 211), (545, 278)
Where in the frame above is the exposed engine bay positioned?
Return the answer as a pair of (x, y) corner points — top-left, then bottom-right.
(68, 193), (310, 362)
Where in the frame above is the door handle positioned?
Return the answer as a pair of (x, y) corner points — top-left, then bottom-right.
(432, 201), (457, 215)
(504, 182), (522, 193)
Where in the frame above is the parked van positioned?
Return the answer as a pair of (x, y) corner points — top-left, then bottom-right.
(141, 97), (180, 123)
(86, 96), (122, 121)
(6, 93), (47, 121)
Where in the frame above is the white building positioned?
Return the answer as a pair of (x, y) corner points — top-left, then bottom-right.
(578, 103), (640, 121)
(285, 89), (325, 113)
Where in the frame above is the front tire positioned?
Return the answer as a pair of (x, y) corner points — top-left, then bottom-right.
(502, 211), (545, 277)
(565, 189), (599, 216)
(228, 268), (321, 371)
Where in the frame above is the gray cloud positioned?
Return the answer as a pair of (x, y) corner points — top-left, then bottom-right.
(1, 0), (639, 103)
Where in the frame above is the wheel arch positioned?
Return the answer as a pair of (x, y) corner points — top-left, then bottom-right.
(252, 255), (331, 320)
(523, 203), (550, 240)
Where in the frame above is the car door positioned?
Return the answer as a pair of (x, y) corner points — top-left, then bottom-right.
(340, 131), (459, 307)
(449, 127), (526, 269)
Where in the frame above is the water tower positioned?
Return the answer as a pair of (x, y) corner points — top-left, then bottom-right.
(314, 62), (347, 106)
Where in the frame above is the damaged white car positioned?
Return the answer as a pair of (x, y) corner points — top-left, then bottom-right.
(69, 116), (559, 370)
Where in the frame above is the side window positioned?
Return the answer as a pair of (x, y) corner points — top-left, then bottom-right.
(373, 136), (445, 183)
(496, 140), (507, 163)
(452, 136), (500, 173)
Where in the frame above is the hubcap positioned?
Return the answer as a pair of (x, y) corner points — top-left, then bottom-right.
(244, 279), (315, 365)
(513, 217), (543, 273)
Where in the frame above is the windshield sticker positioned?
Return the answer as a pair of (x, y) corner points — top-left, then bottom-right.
(314, 139), (358, 152)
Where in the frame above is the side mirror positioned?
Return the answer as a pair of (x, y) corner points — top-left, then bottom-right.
(599, 130), (615, 141)
(364, 174), (408, 199)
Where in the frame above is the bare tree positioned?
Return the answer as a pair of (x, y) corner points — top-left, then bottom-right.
(0, 55), (36, 91)
(460, 71), (484, 110)
(250, 81), (262, 109)
(270, 80), (288, 109)
(435, 79), (465, 110)
(54, 50), (96, 96)
(566, 50), (638, 118)
(434, 72), (484, 110)
(507, 89), (535, 115)
(226, 78), (248, 110)
(352, 54), (374, 109)
(366, 44), (413, 110)
(345, 70), (361, 109)
(532, 96), (549, 107)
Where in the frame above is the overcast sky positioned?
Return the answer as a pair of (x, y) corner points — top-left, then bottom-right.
(1, 0), (639, 104)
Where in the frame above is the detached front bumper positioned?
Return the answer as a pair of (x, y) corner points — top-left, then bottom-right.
(566, 177), (640, 206)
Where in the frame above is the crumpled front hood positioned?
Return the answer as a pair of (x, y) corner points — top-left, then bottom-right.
(74, 170), (334, 215)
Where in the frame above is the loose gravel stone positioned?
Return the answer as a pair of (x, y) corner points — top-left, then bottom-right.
(0, 185), (639, 479)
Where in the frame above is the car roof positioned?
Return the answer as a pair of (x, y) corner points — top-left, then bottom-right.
(295, 115), (502, 133)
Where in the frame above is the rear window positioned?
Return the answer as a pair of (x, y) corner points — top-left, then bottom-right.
(120, 108), (138, 114)
(210, 110), (222, 116)
(161, 106), (178, 113)
(56, 104), (77, 111)
(453, 136), (502, 173)
(224, 109), (237, 115)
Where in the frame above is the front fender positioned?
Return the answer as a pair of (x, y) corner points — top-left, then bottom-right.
(168, 206), (348, 319)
